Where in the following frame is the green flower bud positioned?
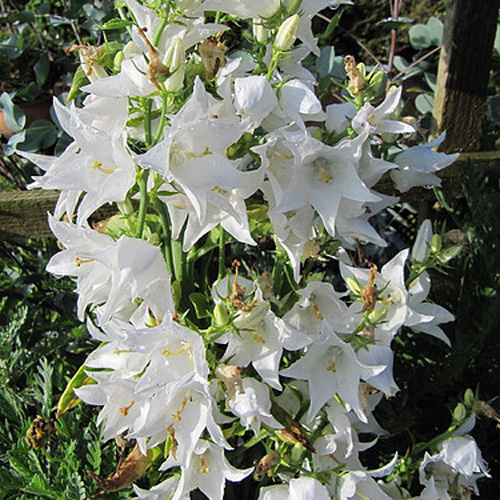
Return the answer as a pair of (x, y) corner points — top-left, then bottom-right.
(430, 234), (442, 253)
(253, 18), (268, 44)
(439, 244), (463, 264)
(368, 69), (385, 92)
(345, 277), (362, 296)
(113, 50), (125, 72)
(368, 306), (388, 325)
(287, 0), (303, 15)
(274, 14), (300, 52)
(214, 303), (229, 326)
(464, 388), (475, 407)
(163, 37), (185, 92)
(453, 402), (467, 422)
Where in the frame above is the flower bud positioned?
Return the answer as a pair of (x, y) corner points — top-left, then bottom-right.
(214, 303), (229, 326)
(438, 244), (463, 264)
(412, 219), (433, 262)
(274, 14), (300, 52)
(453, 402), (467, 422)
(464, 388), (475, 407)
(287, 0), (303, 15)
(368, 306), (388, 325)
(345, 277), (362, 296)
(430, 234), (442, 253)
(113, 50), (125, 72)
(163, 37), (185, 92)
(253, 18), (268, 44)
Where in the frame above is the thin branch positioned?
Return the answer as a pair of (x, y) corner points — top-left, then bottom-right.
(393, 45), (442, 81)
(315, 12), (384, 68)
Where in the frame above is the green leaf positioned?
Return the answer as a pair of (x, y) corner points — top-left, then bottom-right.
(415, 93), (434, 115)
(16, 120), (57, 153)
(66, 66), (89, 102)
(487, 95), (500, 124)
(34, 57), (50, 86)
(409, 24), (431, 50)
(99, 18), (134, 30)
(4, 131), (27, 156)
(495, 23), (500, 53)
(8, 455), (32, 477)
(316, 46), (336, 78)
(22, 475), (54, 498)
(318, 11), (341, 41)
(393, 55), (409, 71)
(56, 363), (96, 418)
(424, 72), (437, 92)
(189, 292), (210, 319)
(0, 92), (26, 132)
(379, 16), (414, 28)
(5, 11), (36, 23)
(15, 81), (41, 101)
(0, 385), (25, 424)
(0, 33), (23, 59)
(426, 16), (443, 46)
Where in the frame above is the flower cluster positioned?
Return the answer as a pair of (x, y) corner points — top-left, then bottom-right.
(24, 0), (489, 498)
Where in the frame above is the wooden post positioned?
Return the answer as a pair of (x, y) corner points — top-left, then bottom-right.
(433, 0), (500, 153)
(0, 190), (116, 240)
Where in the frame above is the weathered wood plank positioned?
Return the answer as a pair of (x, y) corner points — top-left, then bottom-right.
(0, 190), (116, 240)
(1, 152), (499, 240)
(433, 0), (500, 152)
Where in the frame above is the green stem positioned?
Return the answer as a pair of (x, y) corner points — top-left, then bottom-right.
(136, 169), (149, 239)
(143, 98), (153, 147)
(152, 197), (174, 277)
(267, 53), (280, 80)
(412, 424), (459, 456)
(171, 237), (184, 286)
(152, 92), (169, 146)
(154, 15), (169, 47)
(218, 228), (226, 280)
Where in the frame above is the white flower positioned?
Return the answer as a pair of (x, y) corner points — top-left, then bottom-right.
(391, 133), (459, 193)
(419, 435), (490, 498)
(283, 280), (349, 346)
(139, 78), (262, 231)
(407, 273), (453, 346)
(133, 476), (188, 500)
(171, 440), (252, 500)
(23, 97), (135, 223)
(281, 325), (367, 422)
(191, 0), (280, 18)
(228, 377), (282, 433)
(258, 476), (331, 500)
(351, 87), (415, 136)
(234, 75), (278, 129)
(325, 101), (356, 135)
(337, 470), (394, 500)
(273, 131), (380, 239)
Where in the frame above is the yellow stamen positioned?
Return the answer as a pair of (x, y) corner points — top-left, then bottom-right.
(171, 396), (189, 421)
(274, 151), (294, 159)
(179, 147), (212, 159)
(91, 160), (117, 174)
(316, 166), (333, 184)
(120, 400), (135, 416)
(326, 360), (337, 372)
(199, 456), (210, 474)
(74, 257), (95, 267)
